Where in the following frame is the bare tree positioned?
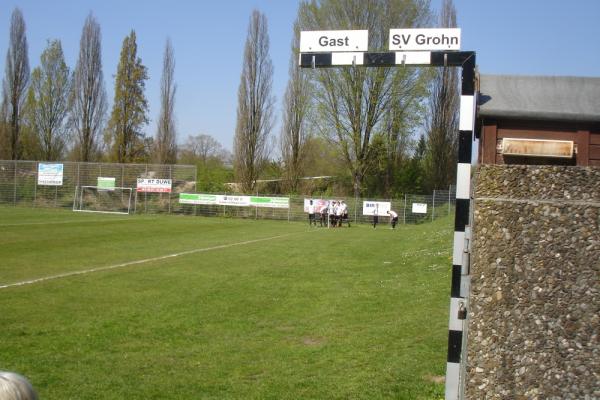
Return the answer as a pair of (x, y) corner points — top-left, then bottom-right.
(424, 0), (459, 190)
(154, 38), (177, 164)
(179, 134), (230, 165)
(25, 39), (70, 161)
(70, 13), (107, 162)
(1, 8), (30, 160)
(280, 17), (311, 193)
(299, 0), (430, 197)
(234, 9), (275, 193)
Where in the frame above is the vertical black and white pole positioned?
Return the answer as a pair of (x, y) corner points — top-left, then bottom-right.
(445, 53), (476, 400)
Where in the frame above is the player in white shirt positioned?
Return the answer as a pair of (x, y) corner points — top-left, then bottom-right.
(307, 200), (316, 226)
(387, 210), (399, 229)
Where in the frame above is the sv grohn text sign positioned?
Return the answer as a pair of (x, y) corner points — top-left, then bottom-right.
(389, 28), (461, 51)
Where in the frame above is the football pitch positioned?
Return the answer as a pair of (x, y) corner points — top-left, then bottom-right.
(1, 206), (453, 399)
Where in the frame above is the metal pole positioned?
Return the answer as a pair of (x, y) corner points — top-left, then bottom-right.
(432, 189), (436, 221)
(448, 185), (451, 216)
(33, 162), (38, 207)
(13, 160), (17, 206)
(403, 194), (407, 224)
(168, 165), (172, 214)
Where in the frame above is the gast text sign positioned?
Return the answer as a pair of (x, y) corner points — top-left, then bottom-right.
(389, 28), (461, 51)
(300, 30), (368, 53)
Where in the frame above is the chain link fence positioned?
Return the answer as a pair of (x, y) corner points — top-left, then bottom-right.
(0, 160), (455, 224)
(173, 189), (455, 225)
(0, 160), (197, 213)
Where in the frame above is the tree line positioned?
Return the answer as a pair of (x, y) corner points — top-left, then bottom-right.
(0, 11), (177, 165)
(1, 0), (460, 198)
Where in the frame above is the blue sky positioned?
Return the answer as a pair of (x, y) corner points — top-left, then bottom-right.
(1, 0), (599, 152)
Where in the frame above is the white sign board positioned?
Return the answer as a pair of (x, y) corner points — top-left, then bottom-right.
(412, 203), (428, 214)
(217, 195), (251, 207)
(300, 30), (368, 53)
(389, 28), (461, 51)
(136, 178), (172, 193)
(362, 201), (391, 216)
(37, 163), (63, 186)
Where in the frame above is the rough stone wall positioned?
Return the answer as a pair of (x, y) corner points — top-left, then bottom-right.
(466, 165), (599, 400)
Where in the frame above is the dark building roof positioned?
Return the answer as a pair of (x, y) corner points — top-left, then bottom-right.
(478, 74), (600, 123)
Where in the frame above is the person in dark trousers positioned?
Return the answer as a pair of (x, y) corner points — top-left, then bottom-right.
(308, 200), (316, 226)
(373, 204), (379, 228)
(387, 210), (399, 229)
(319, 202), (328, 227)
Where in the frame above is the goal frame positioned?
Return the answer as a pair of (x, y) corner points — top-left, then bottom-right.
(72, 185), (134, 215)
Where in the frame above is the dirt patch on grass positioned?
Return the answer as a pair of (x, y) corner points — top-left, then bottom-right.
(302, 337), (326, 346)
(424, 375), (445, 384)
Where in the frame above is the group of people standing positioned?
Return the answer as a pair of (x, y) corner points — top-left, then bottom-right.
(307, 200), (350, 228)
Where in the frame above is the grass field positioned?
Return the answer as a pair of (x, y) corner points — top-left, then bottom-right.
(0, 206), (453, 399)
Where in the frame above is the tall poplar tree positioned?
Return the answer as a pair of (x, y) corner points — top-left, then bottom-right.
(154, 38), (177, 164)
(280, 17), (311, 193)
(424, 0), (459, 190)
(1, 8), (30, 160)
(234, 9), (275, 192)
(25, 39), (70, 161)
(107, 30), (149, 163)
(70, 13), (107, 162)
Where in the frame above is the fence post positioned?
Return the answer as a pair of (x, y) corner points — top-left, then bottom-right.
(403, 194), (407, 224)
(432, 189), (436, 221)
(33, 162), (38, 207)
(13, 160), (17, 206)
(168, 165), (172, 214)
(448, 185), (451, 216)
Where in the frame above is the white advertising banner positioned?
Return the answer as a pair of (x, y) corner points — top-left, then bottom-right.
(217, 195), (251, 207)
(412, 203), (428, 214)
(362, 201), (391, 216)
(136, 178), (172, 193)
(37, 163), (63, 186)
(389, 28), (461, 51)
(304, 198), (329, 213)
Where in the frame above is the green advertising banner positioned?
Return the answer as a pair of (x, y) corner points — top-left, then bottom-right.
(250, 196), (289, 209)
(179, 193), (289, 209)
(179, 193), (217, 205)
(97, 177), (116, 190)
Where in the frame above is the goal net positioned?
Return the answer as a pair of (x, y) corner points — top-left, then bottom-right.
(73, 186), (133, 215)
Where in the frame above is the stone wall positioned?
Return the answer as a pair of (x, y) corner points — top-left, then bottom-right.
(466, 165), (599, 399)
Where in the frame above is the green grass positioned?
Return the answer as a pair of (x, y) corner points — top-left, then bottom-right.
(0, 206), (453, 399)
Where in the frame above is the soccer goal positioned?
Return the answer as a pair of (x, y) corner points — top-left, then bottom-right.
(73, 186), (134, 215)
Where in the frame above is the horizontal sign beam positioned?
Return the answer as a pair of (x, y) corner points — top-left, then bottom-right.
(300, 51), (474, 68)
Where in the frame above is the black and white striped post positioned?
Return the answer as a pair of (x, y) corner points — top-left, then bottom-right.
(300, 49), (477, 400)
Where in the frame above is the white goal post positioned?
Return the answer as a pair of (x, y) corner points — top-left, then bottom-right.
(73, 186), (134, 215)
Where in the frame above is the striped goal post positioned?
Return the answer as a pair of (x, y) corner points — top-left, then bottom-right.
(299, 49), (476, 400)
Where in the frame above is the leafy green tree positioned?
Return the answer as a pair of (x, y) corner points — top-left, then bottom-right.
(1, 8), (29, 160)
(298, 0), (431, 198)
(107, 30), (149, 163)
(25, 39), (70, 161)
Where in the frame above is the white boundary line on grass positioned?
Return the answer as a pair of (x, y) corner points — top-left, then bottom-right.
(0, 218), (141, 227)
(0, 233), (296, 290)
